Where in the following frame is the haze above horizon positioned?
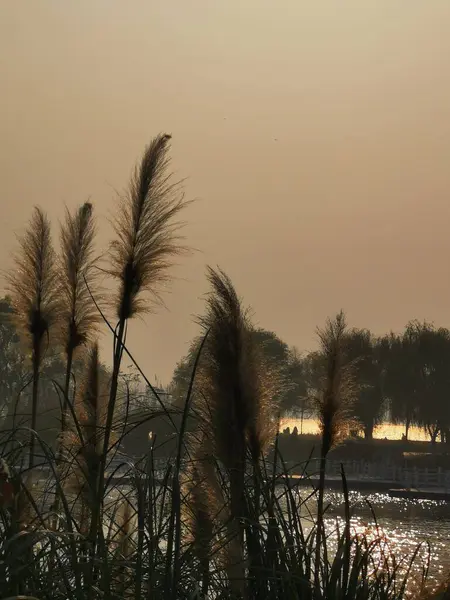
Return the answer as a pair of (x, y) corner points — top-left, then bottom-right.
(2, 1), (450, 383)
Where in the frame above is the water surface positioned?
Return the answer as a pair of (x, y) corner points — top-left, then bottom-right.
(298, 489), (450, 586)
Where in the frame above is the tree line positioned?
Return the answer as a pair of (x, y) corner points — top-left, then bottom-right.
(170, 320), (450, 443)
(3, 279), (450, 446)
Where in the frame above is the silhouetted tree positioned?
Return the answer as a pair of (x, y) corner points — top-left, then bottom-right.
(384, 324), (423, 440)
(413, 323), (450, 443)
(285, 347), (308, 413)
(170, 328), (307, 413)
(344, 329), (385, 440)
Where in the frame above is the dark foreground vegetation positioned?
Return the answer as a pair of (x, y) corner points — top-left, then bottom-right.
(0, 134), (447, 599)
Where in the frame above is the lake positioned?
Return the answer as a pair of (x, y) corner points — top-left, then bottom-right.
(297, 488), (450, 588)
(103, 464), (450, 590)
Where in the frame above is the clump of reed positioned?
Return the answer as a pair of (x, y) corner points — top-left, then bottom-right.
(0, 136), (435, 600)
(191, 267), (284, 594)
(97, 133), (190, 519)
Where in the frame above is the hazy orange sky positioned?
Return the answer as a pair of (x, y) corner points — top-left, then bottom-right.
(2, 2), (450, 384)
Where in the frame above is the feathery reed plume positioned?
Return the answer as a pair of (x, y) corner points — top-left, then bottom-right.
(109, 133), (189, 321)
(63, 342), (110, 526)
(196, 266), (280, 594)
(6, 206), (59, 469)
(196, 266), (250, 593)
(98, 135), (190, 524)
(315, 311), (357, 456)
(197, 268), (255, 468)
(246, 350), (285, 467)
(60, 342), (111, 594)
(313, 311), (357, 595)
(58, 202), (99, 436)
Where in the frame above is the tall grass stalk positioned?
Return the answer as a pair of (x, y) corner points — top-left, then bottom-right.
(313, 311), (358, 596)
(6, 206), (59, 469)
(58, 201), (99, 441)
(193, 266), (283, 596)
(92, 133), (189, 558)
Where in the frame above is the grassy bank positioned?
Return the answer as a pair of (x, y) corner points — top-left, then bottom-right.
(275, 433), (450, 471)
